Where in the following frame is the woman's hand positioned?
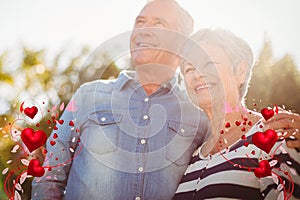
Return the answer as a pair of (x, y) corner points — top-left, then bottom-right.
(264, 109), (300, 148)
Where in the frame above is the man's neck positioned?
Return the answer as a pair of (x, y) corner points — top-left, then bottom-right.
(135, 65), (176, 96)
(142, 83), (161, 96)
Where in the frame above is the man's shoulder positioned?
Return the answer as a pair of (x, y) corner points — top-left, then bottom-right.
(77, 70), (133, 94)
(78, 78), (118, 94)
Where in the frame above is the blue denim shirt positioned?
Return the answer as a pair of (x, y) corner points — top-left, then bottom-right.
(32, 70), (210, 200)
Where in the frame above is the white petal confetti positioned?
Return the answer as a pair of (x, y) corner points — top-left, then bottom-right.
(286, 161), (292, 165)
(269, 160), (278, 167)
(6, 160), (12, 164)
(20, 172), (27, 184)
(277, 184), (284, 192)
(72, 137), (76, 143)
(21, 159), (29, 166)
(11, 145), (20, 153)
(292, 131), (296, 135)
(289, 135), (296, 140)
(2, 168), (9, 175)
(69, 148), (74, 153)
(14, 190), (21, 200)
(15, 183), (22, 191)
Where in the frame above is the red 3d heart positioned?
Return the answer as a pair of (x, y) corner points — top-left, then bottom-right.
(261, 108), (274, 121)
(252, 129), (278, 153)
(24, 106), (38, 119)
(21, 128), (47, 152)
(28, 159), (45, 177)
(254, 160), (272, 178)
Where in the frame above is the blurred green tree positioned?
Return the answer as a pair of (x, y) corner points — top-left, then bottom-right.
(246, 39), (300, 112)
(0, 45), (123, 199)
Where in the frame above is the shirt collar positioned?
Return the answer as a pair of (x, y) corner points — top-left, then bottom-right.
(115, 70), (179, 92)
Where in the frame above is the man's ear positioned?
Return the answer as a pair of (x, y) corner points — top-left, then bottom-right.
(235, 60), (248, 84)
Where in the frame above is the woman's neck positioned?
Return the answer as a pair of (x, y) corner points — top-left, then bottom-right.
(201, 103), (261, 156)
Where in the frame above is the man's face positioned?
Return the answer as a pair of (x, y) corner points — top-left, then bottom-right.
(130, 1), (182, 70)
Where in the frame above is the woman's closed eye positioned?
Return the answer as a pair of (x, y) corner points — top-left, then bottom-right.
(183, 66), (196, 74)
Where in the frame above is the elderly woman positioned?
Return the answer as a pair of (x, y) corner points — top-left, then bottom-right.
(173, 29), (300, 199)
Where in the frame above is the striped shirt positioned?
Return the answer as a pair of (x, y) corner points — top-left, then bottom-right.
(173, 121), (300, 200)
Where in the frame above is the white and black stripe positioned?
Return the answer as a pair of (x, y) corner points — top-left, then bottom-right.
(174, 124), (300, 200)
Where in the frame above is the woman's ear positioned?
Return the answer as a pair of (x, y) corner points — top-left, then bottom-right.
(235, 60), (248, 84)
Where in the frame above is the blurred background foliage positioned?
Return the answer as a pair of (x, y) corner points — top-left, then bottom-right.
(0, 38), (299, 199)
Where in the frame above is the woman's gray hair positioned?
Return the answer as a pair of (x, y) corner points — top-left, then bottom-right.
(188, 28), (255, 102)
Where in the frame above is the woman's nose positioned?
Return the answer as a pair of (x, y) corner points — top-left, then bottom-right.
(193, 69), (206, 79)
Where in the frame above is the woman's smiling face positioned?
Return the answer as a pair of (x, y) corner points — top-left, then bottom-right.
(182, 44), (242, 110)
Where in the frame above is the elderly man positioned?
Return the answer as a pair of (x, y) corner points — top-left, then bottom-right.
(31, 0), (210, 199)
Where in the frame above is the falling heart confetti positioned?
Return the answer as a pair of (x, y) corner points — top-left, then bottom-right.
(235, 121), (241, 126)
(252, 129), (278, 153)
(261, 108), (274, 121)
(21, 128), (47, 152)
(225, 122), (230, 128)
(27, 159), (45, 177)
(254, 160), (272, 178)
(24, 106), (38, 119)
(69, 120), (74, 126)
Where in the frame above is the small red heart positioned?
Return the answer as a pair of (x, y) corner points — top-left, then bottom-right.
(261, 108), (274, 121)
(252, 129), (278, 153)
(235, 121), (241, 126)
(21, 128), (47, 152)
(69, 120), (74, 126)
(28, 159), (45, 177)
(225, 122), (230, 128)
(50, 141), (56, 146)
(24, 106), (38, 119)
(58, 120), (64, 125)
(254, 160), (272, 178)
(53, 133), (58, 139)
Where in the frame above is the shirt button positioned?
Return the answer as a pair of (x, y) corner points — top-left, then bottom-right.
(140, 139), (146, 144)
(180, 128), (185, 133)
(143, 115), (149, 120)
(138, 167), (144, 172)
(144, 97), (149, 102)
(135, 197), (141, 200)
(100, 117), (106, 122)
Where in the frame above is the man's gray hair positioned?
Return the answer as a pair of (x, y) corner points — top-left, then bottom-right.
(146, 0), (194, 36)
(190, 28), (255, 102)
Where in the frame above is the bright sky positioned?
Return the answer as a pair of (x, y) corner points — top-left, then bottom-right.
(0, 0), (300, 69)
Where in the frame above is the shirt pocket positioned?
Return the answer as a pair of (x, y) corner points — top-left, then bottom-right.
(165, 121), (198, 166)
(81, 111), (122, 155)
